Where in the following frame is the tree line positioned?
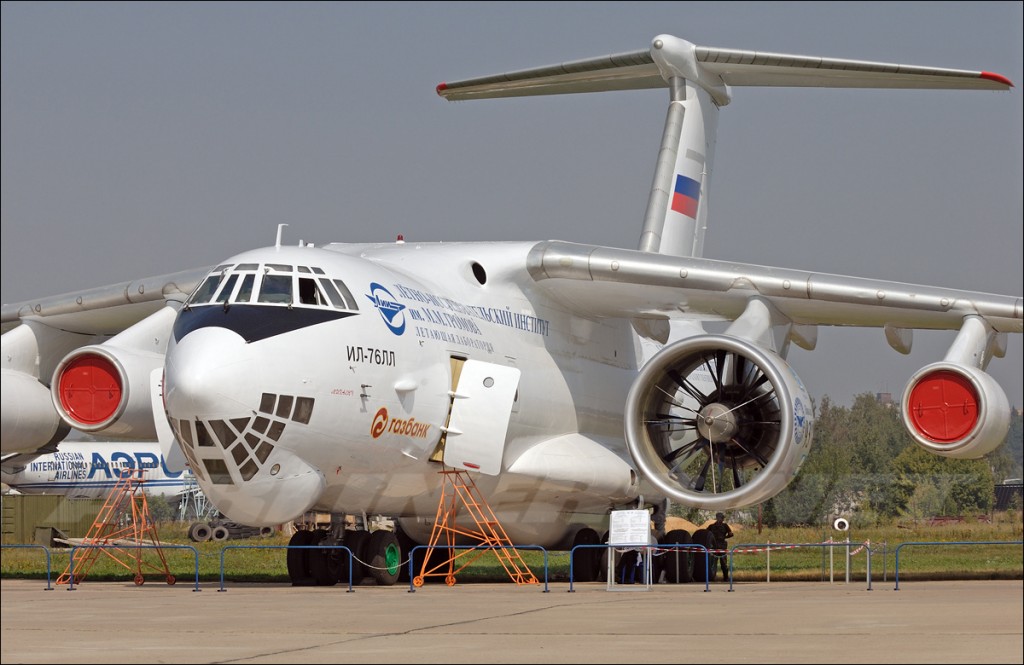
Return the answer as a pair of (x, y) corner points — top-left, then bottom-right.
(761, 393), (1023, 527)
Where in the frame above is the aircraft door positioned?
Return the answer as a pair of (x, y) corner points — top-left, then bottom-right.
(440, 359), (521, 476)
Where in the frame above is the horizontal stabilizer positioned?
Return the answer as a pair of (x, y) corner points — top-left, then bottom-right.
(437, 38), (1012, 100)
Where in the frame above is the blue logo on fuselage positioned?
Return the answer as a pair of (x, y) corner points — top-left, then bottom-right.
(366, 283), (406, 335)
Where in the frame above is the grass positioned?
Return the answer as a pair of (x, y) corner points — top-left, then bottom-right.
(1, 518), (1021, 586)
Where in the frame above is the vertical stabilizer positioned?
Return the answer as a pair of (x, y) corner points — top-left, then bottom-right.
(436, 34), (1012, 259)
(637, 36), (727, 258)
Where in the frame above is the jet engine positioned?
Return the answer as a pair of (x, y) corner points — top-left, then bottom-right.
(901, 361), (1010, 459)
(48, 306), (177, 440)
(50, 345), (163, 439)
(0, 369), (70, 454)
(624, 334), (813, 511)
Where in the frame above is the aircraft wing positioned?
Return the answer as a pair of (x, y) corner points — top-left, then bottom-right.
(1, 267), (209, 335)
(527, 240), (1022, 339)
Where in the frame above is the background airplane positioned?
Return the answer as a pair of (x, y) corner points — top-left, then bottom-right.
(1, 19), (1020, 587)
(1, 440), (194, 499)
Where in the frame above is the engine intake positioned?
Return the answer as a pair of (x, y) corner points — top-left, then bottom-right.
(625, 335), (813, 511)
(50, 346), (162, 438)
(901, 362), (1010, 458)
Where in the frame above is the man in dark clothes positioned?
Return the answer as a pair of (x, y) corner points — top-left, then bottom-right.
(706, 512), (734, 579)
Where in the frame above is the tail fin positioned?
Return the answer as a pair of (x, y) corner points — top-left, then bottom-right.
(438, 34), (1012, 258)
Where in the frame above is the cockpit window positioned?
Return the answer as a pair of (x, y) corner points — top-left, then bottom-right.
(214, 274), (239, 304)
(185, 263), (359, 312)
(298, 277), (328, 306)
(190, 274), (225, 304)
(258, 275), (293, 304)
(333, 279), (358, 310)
(236, 274), (256, 303)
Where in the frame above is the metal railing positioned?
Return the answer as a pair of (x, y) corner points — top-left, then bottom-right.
(406, 544), (549, 592)
(1, 544), (54, 590)
(893, 540), (1023, 590)
(218, 544), (355, 592)
(66, 543), (201, 591)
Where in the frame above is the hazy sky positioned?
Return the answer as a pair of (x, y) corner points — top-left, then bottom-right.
(2, 1), (1021, 408)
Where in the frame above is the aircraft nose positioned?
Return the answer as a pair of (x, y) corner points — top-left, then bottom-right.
(165, 327), (259, 419)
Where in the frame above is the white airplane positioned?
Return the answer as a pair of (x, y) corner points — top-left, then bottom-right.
(1, 35), (1020, 586)
(1, 440), (193, 499)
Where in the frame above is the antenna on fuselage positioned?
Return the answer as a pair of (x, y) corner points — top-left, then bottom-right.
(275, 224), (288, 249)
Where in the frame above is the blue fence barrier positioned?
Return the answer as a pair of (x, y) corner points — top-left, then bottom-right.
(219, 544), (354, 592)
(406, 544), (549, 592)
(67, 544), (201, 592)
(567, 543), (712, 592)
(893, 540), (1023, 590)
(727, 542), (875, 591)
(1, 544), (54, 590)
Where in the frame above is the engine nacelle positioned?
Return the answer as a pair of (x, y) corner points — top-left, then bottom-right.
(901, 362), (1010, 459)
(50, 345), (163, 439)
(625, 334), (813, 511)
(0, 369), (70, 454)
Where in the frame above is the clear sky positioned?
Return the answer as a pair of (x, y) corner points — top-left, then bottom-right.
(2, 1), (1021, 409)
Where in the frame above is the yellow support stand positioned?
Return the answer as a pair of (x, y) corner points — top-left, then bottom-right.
(413, 469), (538, 587)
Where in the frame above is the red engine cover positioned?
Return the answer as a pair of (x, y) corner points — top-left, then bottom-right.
(56, 353), (123, 427)
(905, 369), (979, 444)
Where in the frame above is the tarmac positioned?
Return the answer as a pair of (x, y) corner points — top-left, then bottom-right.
(1, 578), (1022, 664)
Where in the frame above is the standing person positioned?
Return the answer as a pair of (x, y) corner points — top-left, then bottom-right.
(706, 512), (734, 580)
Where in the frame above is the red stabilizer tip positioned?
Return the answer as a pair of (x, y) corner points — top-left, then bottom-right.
(436, 82), (448, 95)
(980, 71), (1014, 88)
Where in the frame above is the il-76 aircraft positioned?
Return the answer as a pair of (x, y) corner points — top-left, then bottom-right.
(2, 35), (1020, 586)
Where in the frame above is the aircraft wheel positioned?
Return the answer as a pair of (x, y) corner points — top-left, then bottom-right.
(134, 574), (145, 586)
(211, 525), (230, 542)
(286, 530), (317, 586)
(166, 575), (177, 586)
(308, 529), (341, 587)
(367, 530), (402, 586)
(343, 530), (370, 585)
(661, 529), (693, 583)
(395, 526), (418, 583)
(188, 521), (212, 542)
(597, 530), (613, 582)
(570, 527), (601, 582)
(691, 529), (715, 583)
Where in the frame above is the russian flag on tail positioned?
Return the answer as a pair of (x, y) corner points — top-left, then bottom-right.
(671, 174), (700, 218)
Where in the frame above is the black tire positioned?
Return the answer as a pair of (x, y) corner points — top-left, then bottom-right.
(286, 530), (316, 586)
(211, 525), (230, 542)
(343, 529), (370, 585)
(691, 528), (716, 583)
(308, 529), (342, 587)
(660, 529), (693, 583)
(395, 526), (418, 584)
(188, 522), (212, 543)
(570, 527), (601, 583)
(367, 530), (402, 586)
(597, 530), (612, 582)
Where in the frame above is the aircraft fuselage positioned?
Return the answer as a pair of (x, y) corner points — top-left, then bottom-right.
(163, 241), (642, 546)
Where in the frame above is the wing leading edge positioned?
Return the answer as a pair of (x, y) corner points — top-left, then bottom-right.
(526, 240), (1022, 334)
